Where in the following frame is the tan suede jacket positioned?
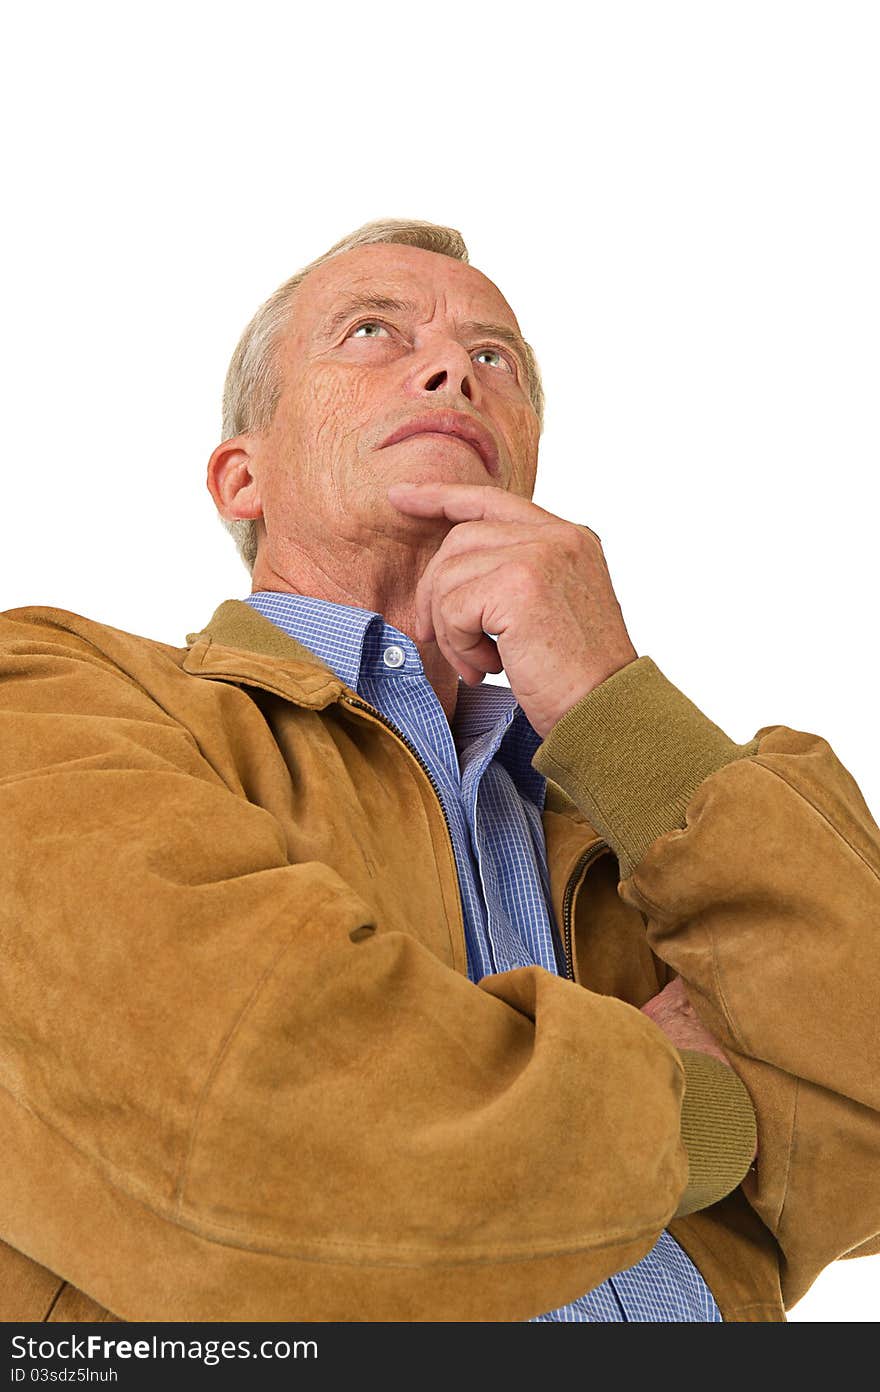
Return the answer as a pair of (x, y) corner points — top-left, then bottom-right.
(0, 599), (878, 1324)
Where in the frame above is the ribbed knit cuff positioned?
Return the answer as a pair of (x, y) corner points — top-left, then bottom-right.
(531, 657), (761, 880)
(675, 1051), (757, 1217)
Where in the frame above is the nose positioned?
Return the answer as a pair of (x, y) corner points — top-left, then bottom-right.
(415, 335), (479, 405)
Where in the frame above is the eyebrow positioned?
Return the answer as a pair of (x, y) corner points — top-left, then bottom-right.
(318, 292), (529, 365)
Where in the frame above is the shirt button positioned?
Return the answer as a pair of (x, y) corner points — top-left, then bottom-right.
(383, 645), (406, 669)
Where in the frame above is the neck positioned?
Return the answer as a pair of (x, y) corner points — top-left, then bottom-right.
(250, 532), (462, 727)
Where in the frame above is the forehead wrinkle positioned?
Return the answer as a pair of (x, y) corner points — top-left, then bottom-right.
(316, 292), (422, 341)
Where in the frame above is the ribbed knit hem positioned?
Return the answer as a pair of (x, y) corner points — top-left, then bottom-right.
(675, 1051), (757, 1217)
(531, 656), (760, 880)
(532, 657), (760, 1215)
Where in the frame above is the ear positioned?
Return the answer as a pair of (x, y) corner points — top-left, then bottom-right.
(206, 435), (264, 521)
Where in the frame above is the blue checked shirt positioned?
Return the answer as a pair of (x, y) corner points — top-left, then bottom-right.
(245, 589), (722, 1323)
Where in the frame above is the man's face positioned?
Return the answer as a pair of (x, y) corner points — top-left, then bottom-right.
(239, 242), (541, 569)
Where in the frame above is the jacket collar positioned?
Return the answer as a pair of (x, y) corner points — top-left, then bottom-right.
(183, 598), (590, 824)
(183, 598), (349, 709)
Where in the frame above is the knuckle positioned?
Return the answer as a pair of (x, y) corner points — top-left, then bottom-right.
(515, 561), (540, 590)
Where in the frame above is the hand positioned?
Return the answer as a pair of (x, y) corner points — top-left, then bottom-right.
(641, 976), (732, 1067)
(386, 480), (639, 739)
(642, 978), (758, 1164)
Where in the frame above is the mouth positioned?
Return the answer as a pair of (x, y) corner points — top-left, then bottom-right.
(379, 410), (500, 478)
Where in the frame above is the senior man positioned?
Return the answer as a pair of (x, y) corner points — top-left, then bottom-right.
(1, 218), (879, 1324)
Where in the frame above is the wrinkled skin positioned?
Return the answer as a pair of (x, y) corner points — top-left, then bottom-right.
(208, 242), (540, 726)
(207, 241), (736, 1085)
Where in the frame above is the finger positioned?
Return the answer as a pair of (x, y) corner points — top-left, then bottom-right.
(414, 521), (539, 642)
(668, 976), (691, 1008)
(388, 481), (607, 572)
(387, 480), (560, 528)
(430, 562), (511, 684)
(417, 540), (530, 647)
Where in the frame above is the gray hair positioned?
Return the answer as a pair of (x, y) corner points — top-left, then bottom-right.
(217, 217), (546, 574)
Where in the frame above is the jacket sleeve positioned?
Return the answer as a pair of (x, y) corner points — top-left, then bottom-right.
(0, 611), (753, 1323)
(531, 654), (880, 1312)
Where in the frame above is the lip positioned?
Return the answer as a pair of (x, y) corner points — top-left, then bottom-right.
(379, 409), (500, 478)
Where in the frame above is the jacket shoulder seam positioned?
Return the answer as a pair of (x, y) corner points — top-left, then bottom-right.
(751, 754), (880, 887)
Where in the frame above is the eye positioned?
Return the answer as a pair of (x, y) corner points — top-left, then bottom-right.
(473, 347), (514, 373)
(347, 321), (515, 376)
(349, 320), (391, 339)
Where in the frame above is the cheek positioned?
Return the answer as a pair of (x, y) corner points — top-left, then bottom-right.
(508, 412), (540, 492)
(300, 368), (376, 452)
(263, 368), (380, 530)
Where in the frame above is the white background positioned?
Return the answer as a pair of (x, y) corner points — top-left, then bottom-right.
(2, 1), (878, 1321)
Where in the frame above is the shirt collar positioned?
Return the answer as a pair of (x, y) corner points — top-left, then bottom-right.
(244, 590), (545, 801)
(245, 591), (379, 692)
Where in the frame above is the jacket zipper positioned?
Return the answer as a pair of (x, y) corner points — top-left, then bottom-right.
(340, 693), (469, 968)
(342, 693), (451, 826)
(193, 669), (606, 988)
(190, 667), (469, 966)
(560, 841), (609, 981)
(343, 692), (609, 989)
